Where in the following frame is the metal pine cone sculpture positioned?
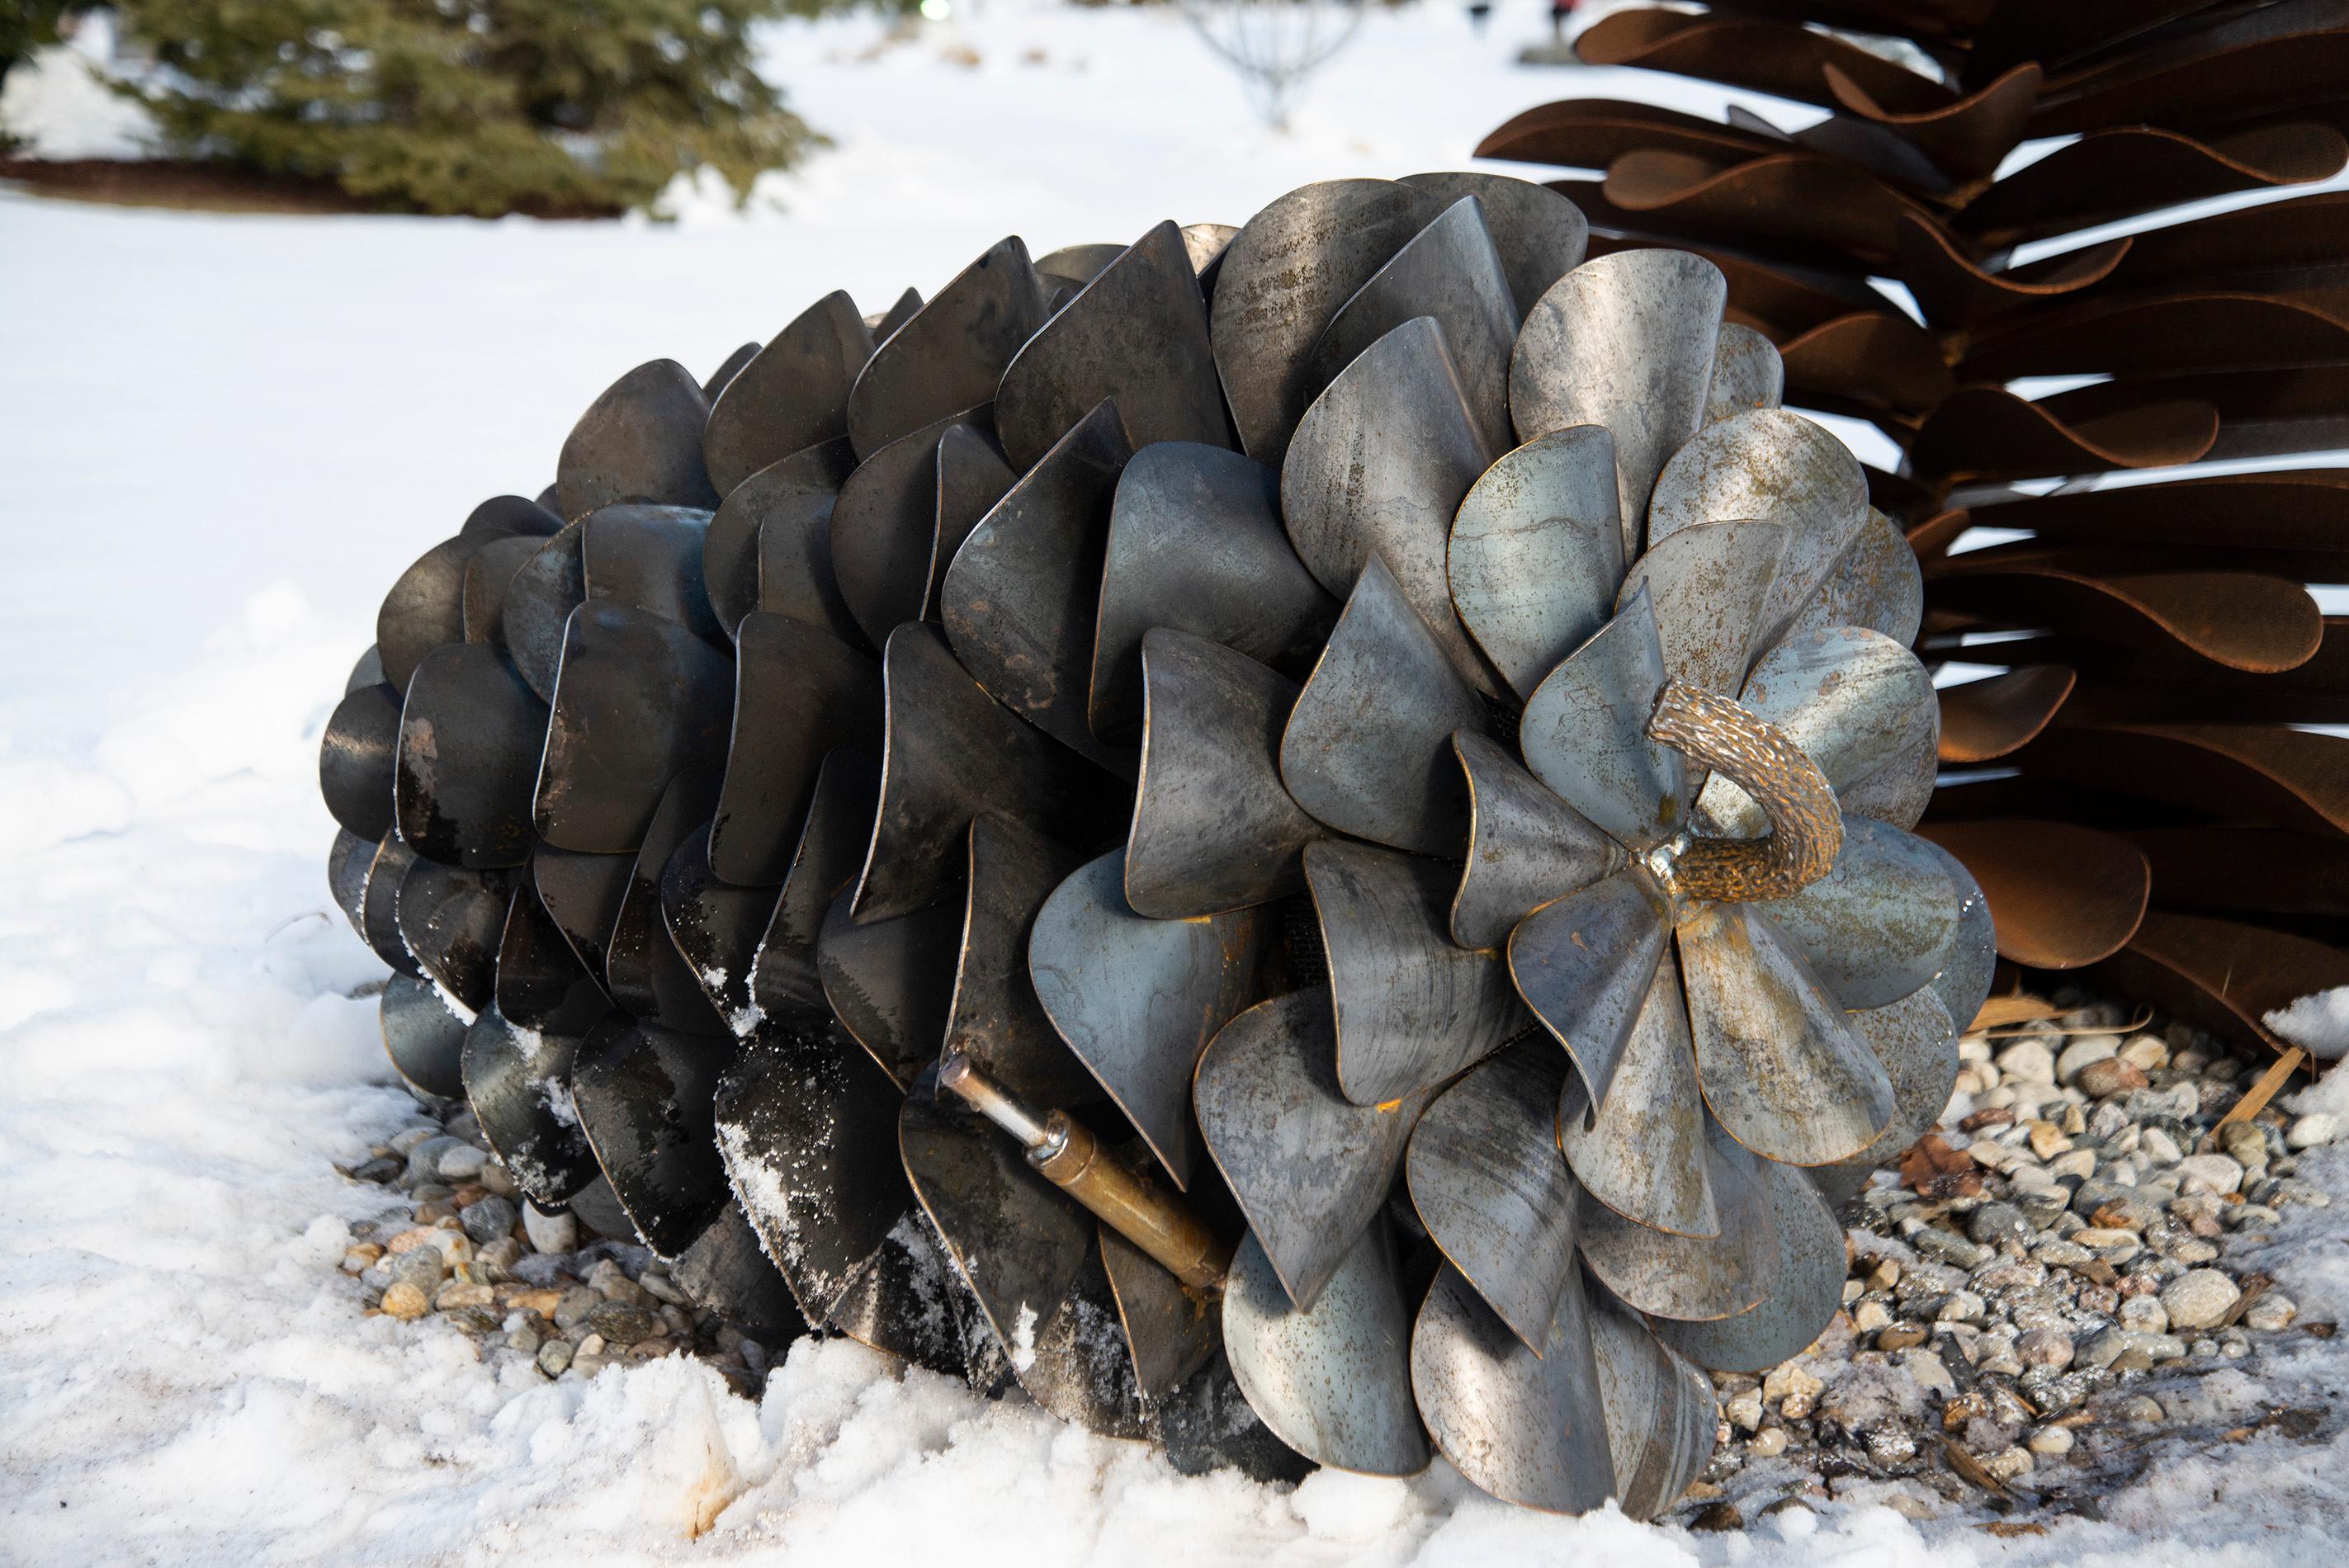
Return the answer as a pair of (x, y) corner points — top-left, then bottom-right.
(1479, 2), (2349, 1056)
(320, 178), (1984, 1513)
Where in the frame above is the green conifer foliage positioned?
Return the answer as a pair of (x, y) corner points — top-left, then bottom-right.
(113, 0), (825, 215)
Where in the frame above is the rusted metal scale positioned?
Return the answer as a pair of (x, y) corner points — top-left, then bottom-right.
(327, 185), (1973, 1513)
(1477, 5), (2349, 1052)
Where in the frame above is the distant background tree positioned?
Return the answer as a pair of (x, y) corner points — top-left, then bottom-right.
(2, 0), (74, 144)
(109, 0), (829, 215)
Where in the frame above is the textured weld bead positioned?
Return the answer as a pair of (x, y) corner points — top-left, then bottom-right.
(1647, 679), (1841, 903)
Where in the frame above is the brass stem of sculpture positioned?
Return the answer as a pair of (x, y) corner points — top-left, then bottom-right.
(940, 1053), (1235, 1290)
(1646, 678), (1842, 903)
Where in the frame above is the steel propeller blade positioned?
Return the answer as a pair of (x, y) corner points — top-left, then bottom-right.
(535, 602), (732, 854)
(494, 867), (609, 1034)
(345, 644), (387, 694)
(1028, 848), (1260, 1188)
(382, 972), (469, 1103)
(928, 424), (1020, 619)
(1809, 984), (1960, 1207)
(461, 1002), (602, 1207)
(749, 748), (879, 1027)
(378, 531), (516, 689)
(819, 885), (962, 1087)
(1281, 555), (1491, 857)
(660, 824), (781, 1037)
(1224, 1220), (1433, 1476)
(601, 771), (730, 1037)
(395, 857), (512, 1024)
(359, 833), (423, 977)
(703, 342), (758, 400)
(702, 290), (874, 498)
(1788, 507), (1922, 646)
(1752, 816), (1960, 1010)
(1680, 900), (1896, 1166)
(940, 400), (1138, 776)
(1411, 1261), (1614, 1513)
(1586, 1290), (1715, 1520)
(1508, 869), (1673, 1112)
(1089, 442), (1336, 747)
(395, 642), (546, 869)
(532, 843), (632, 989)
(1648, 408), (1869, 639)
(997, 220), (1231, 472)
(1399, 171), (1590, 318)
(1557, 947), (1718, 1239)
(1194, 990), (1425, 1311)
(1453, 733), (1623, 952)
(572, 1014), (733, 1256)
(707, 613), (881, 886)
(461, 533), (544, 647)
(1308, 840), (1534, 1106)
(715, 1027), (966, 1371)
(556, 359), (720, 518)
(847, 238), (1049, 461)
(853, 622), (1124, 925)
(671, 1197), (811, 1345)
(870, 286), (924, 338)
(581, 503), (724, 644)
(1033, 243), (1127, 290)
(1308, 197), (1520, 456)
(1520, 588), (1690, 848)
(1578, 1124), (1772, 1321)
(1699, 625), (1938, 838)
(942, 815), (1092, 1103)
(1283, 315), (1498, 697)
(1921, 837), (1997, 1029)
(832, 405), (993, 650)
(320, 679), (401, 841)
(1406, 1042), (1584, 1355)
(1098, 1225), (1222, 1403)
(1704, 322), (1784, 425)
(328, 828), (374, 948)
(1651, 1153), (1846, 1372)
(1447, 425), (1624, 701)
(500, 522), (586, 702)
(1617, 519), (1788, 699)
(1511, 250), (1726, 556)
(461, 494), (564, 541)
(702, 436), (858, 640)
(1126, 629), (1326, 919)
(1209, 179), (1444, 467)
(900, 1079), (1153, 1438)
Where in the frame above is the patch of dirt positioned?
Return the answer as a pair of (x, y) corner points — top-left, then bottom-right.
(0, 158), (622, 219)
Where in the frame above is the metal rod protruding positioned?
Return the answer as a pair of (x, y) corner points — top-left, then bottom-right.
(938, 1051), (1056, 1150)
(940, 1052), (1233, 1291)
(1645, 678), (1842, 903)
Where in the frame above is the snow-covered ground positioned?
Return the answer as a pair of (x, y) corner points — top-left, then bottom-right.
(7, 2), (2349, 1561)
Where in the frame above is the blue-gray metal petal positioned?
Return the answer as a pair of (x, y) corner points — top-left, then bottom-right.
(1193, 990), (1425, 1311)
(1029, 848), (1260, 1188)
(1224, 1221), (1432, 1476)
(1679, 901), (1897, 1167)
(1446, 424), (1623, 701)
(1520, 588), (1690, 849)
(1308, 840), (1534, 1106)
(1510, 250), (1726, 557)
(1281, 555), (1490, 857)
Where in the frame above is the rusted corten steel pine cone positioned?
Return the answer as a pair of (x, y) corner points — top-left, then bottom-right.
(318, 176), (1987, 1513)
(1478, 0), (2349, 1051)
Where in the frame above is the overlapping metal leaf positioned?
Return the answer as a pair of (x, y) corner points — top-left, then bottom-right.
(320, 181), (1985, 1512)
(1477, 1), (2349, 1050)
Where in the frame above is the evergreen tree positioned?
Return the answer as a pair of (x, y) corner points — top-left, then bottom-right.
(112, 0), (826, 215)
(2, 2), (73, 120)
